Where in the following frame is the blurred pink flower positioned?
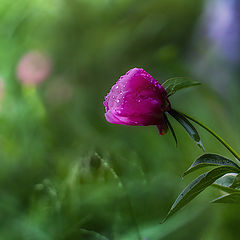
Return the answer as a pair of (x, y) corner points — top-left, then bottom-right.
(17, 51), (52, 85)
(104, 68), (170, 134)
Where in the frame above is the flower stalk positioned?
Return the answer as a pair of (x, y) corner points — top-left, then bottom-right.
(178, 111), (240, 162)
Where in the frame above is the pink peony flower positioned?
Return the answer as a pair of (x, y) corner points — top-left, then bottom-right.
(104, 68), (171, 134)
(16, 51), (52, 85)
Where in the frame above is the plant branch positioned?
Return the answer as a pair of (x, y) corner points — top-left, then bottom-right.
(176, 110), (240, 162)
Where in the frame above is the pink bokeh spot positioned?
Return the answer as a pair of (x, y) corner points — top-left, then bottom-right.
(17, 51), (52, 85)
(104, 68), (171, 134)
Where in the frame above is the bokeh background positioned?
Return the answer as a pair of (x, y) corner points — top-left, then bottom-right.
(1, 0), (240, 239)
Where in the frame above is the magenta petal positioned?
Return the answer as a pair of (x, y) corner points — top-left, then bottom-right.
(157, 123), (168, 135)
(105, 111), (127, 125)
(103, 68), (171, 128)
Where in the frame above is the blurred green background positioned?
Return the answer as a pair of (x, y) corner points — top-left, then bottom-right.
(1, 0), (240, 239)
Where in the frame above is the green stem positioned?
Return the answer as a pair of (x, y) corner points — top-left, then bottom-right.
(99, 154), (142, 240)
(177, 110), (240, 161)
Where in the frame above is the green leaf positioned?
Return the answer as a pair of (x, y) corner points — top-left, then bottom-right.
(168, 109), (204, 150)
(211, 193), (240, 203)
(165, 114), (178, 146)
(215, 173), (237, 186)
(230, 173), (240, 188)
(180, 111), (240, 162)
(79, 229), (109, 240)
(162, 77), (200, 97)
(211, 184), (240, 194)
(163, 166), (240, 222)
(183, 154), (240, 176)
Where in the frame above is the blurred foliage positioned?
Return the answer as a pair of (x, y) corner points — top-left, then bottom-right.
(0, 0), (240, 239)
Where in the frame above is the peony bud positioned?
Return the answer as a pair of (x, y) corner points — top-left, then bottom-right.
(103, 68), (171, 134)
